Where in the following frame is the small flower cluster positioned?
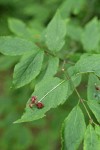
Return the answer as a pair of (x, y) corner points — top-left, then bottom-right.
(29, 96), (44, 109)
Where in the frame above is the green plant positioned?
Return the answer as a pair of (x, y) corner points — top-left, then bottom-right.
(0, 0), (100, 149)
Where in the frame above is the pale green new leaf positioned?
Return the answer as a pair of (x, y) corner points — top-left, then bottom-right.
(74, 54), (100, 77)
(87, 74), (100, 101)
(45, 11), (66, 52)
(81, 18), (100, 52)
(0, 36), (38, 56)
(87, 100), (100, 123)
(13, 51), (44, 88)
(62, 106), (86, 150)
(14, 74), (81, 123)
(84, 124), (100, 150)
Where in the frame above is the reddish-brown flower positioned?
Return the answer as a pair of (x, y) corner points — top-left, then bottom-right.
(36, 102), (44, 109)
(31, 96), (37, 104)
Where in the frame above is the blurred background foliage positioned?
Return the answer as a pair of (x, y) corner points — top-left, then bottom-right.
(0, 0), (100, 149)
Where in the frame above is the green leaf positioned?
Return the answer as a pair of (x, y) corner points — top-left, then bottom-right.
(81, 18), (100, 52)
(42, 56), (59, 80)
(13, 51), (44, 88)
(87, 74), (100, 101)
(60, 0), (86, 18)
(37, 66), (82, 100)
(87, 100), (100, 123)
(14, 78), (68, 123)
(8, 18), (35, 40)
(66, 22), (83, 41)
(65, 66), (82, 99)
(62, 106), (86, 150)
(84, 124), (100, 150)
(0, 36), (38, 56)
(74, 54), (100, 77)
(35, 55), (59, 84)
(95, 125), (100, 140)
(14, 74), (81, 123)
(45, 11), (66, 52)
